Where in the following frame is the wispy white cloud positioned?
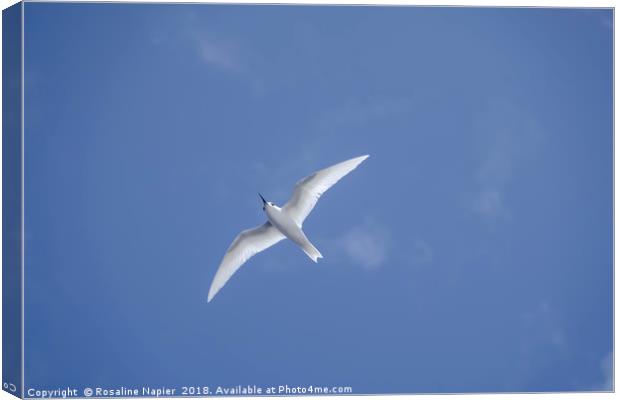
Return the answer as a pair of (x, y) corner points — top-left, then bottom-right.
(468, 101), (545, 222)
(581, 9), (613, 31)
(517, 305), (612, 392)
(471, 188), (506, 220)
(196, 36), (242, 73)
(509, 301), (571, 389)
(520, 301), (569, 354)
(188, 28), (266, 93)
(600, 14), (613, 30)
(148, 12), (256, 82)
(592, 351), (613, 391)
(339, 218), (390, 270)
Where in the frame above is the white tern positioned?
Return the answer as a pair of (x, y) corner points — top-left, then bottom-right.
(207, 154), (369, 302)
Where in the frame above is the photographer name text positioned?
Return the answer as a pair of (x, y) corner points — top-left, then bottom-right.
(26, 384), (353, 398)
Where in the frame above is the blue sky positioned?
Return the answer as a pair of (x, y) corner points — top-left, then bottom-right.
(23, 4), (612, 394)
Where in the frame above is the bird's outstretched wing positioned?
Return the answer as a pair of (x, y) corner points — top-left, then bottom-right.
(283, 155), (369, 226)
(208, 222), (285, 302)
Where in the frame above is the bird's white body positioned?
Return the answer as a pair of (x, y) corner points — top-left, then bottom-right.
(207, 154), (369, 302)
(264, 204), (322, 262)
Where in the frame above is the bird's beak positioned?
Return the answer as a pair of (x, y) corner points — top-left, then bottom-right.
(259, 193), (267, 205)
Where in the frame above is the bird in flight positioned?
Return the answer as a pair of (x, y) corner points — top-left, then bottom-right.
(207, 154), (370, 302)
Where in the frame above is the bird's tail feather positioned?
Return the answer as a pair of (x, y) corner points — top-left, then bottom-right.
(302, 242), (323, 263)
